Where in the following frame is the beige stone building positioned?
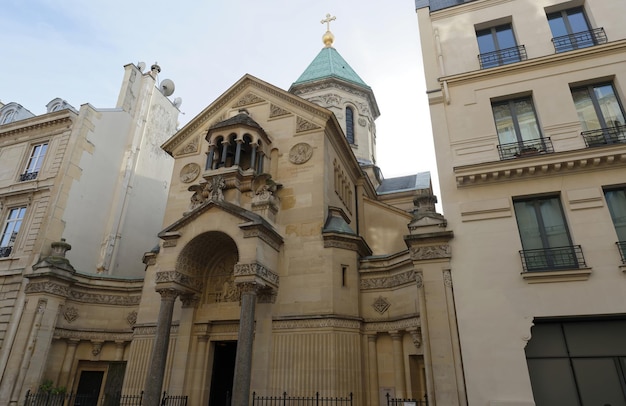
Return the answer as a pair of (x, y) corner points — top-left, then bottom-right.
(0, 62), (180, 405)
(415, 0), (626, 405)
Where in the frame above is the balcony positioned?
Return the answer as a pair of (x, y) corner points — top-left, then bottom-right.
(581, 127), (626, 147)
(19, 171), (38, 182)
(478, 45), (527, 69)
(497, 138), (554, 160)
(519, 245), (586, 272)
(552, 28), (607, 53)
(0, 246), (12, 258)
(617, 242), (626, 264)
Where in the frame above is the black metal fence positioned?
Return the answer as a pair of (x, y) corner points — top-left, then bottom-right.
(25, 390), (187, 406)
(386, 393), (429, 406)
(252, 392), (353, 406)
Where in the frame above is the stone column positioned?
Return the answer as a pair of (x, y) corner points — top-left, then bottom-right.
(58, 339), (79, 388)
(416, 273), (435, 404)
(231, 283), (258, 406)
(114, 341), (126, 361)
(390, 331), (407, 399)
(367, 334), (379, 406)
(170, 295), (198, 395)
(206, 145), (216, 170)
(234, 139), (243, 166)
(143, 288), (180, 406)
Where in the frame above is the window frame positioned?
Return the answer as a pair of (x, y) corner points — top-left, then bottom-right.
(345, 106), (355, 145)
(571, 82), (626, 146)
(0, 206), (27, 258)
(21, 142), (48, 181)
(476, 23), (524, 68)
(547, 6), (605, 53)
(603, 186), (626, 262)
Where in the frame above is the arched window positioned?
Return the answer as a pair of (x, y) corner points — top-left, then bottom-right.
(345, 107), (355, 144)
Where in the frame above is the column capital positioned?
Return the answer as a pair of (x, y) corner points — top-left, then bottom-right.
(389, 330), (403, 340)
(366, 333), (378, 343)
(156, 287), (181, 301)
(181, 294), (200, 308)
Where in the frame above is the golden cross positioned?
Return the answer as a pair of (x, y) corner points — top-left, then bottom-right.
(321, 13), (336, 31)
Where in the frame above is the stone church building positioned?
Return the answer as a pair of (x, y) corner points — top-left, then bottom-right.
(1, 26), (464, 406)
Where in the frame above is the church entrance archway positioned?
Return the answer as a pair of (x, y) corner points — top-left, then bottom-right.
(208, 341), (237, 406)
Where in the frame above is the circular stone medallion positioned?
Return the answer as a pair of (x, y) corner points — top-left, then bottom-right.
(288, 143), (313, 165)
(179, 163), (201, 183)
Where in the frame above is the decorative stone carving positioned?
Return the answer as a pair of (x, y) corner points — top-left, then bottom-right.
(187, 175), (226, 211)
(408, 327), (422, 348)
(63, 306), (79, 323)
(320, 94), (341, 106)
(234, 93), (265, 107)
(54, 328), (133, 342)
(234, 263), (280, 286)
(208, 176), (226, 201)
(288, 143), (313, 165)
(25, 282), (70, 298)
(273, 317), (361, 330)
(181, 295), (200, 308)
(360, 270), (416, 290)
(91, 340), (103, 356)
(179, 163), (201, 183)
(175, 137), (199, 156)
(416, 272), (423, 289)
(270, 104), (290, 118)
(363, 317), (420, 332)
(443, 269), (453, 288)
(155, 270), (200, 291)
(296, 117), (321, 133)
(69, 291), (141, 305)
(410, 245), (451, 260)
(358, 117), (367, 127)
(127, 311), (137, 326)
(372, 296), (391, 314)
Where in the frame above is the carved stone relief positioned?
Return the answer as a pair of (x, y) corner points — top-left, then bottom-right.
(443, 269), (452, 288)
(234, 93), (265, 107)
(175, 137), (199, 156)
(63, 306), (79, 323)
(360, 270), (416, 290)
(179, 163), (201, 183)
(372, 296), (390, 314)
(127, 311), (137, 326)
(410, 245), (451, 260)
(296, 116), (321, 133)
(270, 104), (290, 118)
(288, 143), (313, 165)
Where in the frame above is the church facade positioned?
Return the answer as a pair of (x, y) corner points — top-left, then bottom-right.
(0, 24), (465, 406)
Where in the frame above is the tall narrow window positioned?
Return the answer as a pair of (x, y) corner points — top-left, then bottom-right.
(345, 107), (355, 144)
(514, 196), (579, 271)
(477, 23), (524, 68)
(0, 207), (26, 258)
(604, 187), (626, 262)
(548, 7), (606, 53)
(572, 83), (626, 146)
(493, 97), (548, 159)
(21, 143), (48, 181)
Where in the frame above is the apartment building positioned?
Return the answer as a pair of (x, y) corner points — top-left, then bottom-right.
(415, 0), (626, 405)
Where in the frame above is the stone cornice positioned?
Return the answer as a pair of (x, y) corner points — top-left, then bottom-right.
(323, 232), (372, 257)
(362, 316), (420, 332)
(272, 316), (361, 330)
(440, 40), (626, 86)
(0, 113), (75, 139)
(454, 146), (626, 187)
(359, 250), (413, 273)
(53, 328), (133, 342)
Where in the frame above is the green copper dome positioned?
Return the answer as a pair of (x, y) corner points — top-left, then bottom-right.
(292, 47), (369, 88)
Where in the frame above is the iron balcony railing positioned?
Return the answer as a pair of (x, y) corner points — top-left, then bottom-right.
(617, 241), (626, 264)
(0, 246), (12, 258)
(19, 171), (39, 182)
(252, 392), (353, 406)
(581, 127), (626, 147)
(478, 45), (527, 69)
(552, 28), (607, 53)
(24, 390), (98, 406)
(519, 245), (586, 272)
(497, 137), (554, 160)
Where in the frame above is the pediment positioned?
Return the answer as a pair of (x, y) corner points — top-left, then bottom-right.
(161, 74), (335, 156)
(158, 198), (283, 251)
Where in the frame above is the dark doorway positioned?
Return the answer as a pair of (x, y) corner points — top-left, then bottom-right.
(209, 341), (237, 406)
(75, 370), (104, 406)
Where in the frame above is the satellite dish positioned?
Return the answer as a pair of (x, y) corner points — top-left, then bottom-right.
(137, 62), (146, 72)
(159, 79), (175, 96)
(173, 97), (183, 108)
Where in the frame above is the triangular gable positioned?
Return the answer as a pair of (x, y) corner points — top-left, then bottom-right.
(161, 74), (336, 156)
(158, 198), (283, 249)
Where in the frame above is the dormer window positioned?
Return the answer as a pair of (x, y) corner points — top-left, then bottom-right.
(20, 143), (48, 181)
(0, 109), (17, 125)
(346, 106), (355, 144)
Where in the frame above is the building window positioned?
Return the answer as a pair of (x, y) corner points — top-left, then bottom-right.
(572, 83), (626, 146)
(548, 7), (607, 53)
(514, 196), (584, 271)
(493, 98), (551, 159)
(21, 143), (48, 181)
(526, 318), (626, 406)
(476, 23), (526, 68)
(0, 207), (26, 258)
(0, 109), (17, 125)
(346, 107), (355, 144)
(604, 187), (626, 263)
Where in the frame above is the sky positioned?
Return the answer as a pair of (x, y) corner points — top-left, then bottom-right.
(1, 0), (439, 201)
